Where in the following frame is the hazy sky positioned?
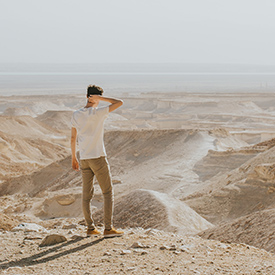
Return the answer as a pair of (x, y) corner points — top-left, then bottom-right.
(1, 0), (275, 65)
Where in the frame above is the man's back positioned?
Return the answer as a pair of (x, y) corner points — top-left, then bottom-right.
(71, 106), (109, 160)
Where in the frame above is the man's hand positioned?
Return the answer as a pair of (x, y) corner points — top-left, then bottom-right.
(88, 95), (101, 103)
(72, 157), (80, 171)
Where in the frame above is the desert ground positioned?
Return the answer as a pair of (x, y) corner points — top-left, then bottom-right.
(1, 91), (275, 274)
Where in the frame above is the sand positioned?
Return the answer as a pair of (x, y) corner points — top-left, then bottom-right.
(1, 92), (275, 274)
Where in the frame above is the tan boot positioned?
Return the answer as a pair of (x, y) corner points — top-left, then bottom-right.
(103, 228), (124, 238)
(87, 228), (101, 236)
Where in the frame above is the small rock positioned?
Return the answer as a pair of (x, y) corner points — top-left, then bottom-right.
(160, 245), (177, 251)
(169, 245), (177, 251)
(103, 252), (111, 256)
(120, 250), (132, 255)
(56, 194), (76, 206)
(40, 234), (67, 247)
(130, 242), (150, 249)
(216, 243), (229, 249)
(240, 243), (250, 249)
(62, 224), (78, 230)
(133, 249), (148, 255)
(127, 267), (136, 271)
(179, 245), (190, 252)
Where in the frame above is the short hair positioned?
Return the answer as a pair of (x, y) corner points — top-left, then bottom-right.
(87, 85), (104, 97)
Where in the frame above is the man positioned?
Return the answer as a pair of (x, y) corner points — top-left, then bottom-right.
(71, 85), (123, 237)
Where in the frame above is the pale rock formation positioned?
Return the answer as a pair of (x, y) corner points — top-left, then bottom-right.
(12, 223), (47, 233)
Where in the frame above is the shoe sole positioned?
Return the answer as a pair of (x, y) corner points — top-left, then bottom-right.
(104, 234), (124, 238)
(87, 232), (101, 236)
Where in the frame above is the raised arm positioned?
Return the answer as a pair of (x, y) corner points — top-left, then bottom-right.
(89, 95), (123, 112)
(71, 127), (79, 171)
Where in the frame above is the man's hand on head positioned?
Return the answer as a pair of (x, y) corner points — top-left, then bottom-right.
(88, 95), (101, 103)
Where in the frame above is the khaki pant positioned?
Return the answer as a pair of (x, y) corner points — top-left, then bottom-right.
(80, 156), (113, 230)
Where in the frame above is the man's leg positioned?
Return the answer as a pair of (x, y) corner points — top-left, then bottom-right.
(90, 157), (114, 230)
(80, 159), (96, 230)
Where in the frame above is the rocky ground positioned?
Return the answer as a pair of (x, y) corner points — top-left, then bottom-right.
(1, 219), (275, 275)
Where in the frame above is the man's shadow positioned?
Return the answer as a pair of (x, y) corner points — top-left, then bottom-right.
(0, 236), (105, 270)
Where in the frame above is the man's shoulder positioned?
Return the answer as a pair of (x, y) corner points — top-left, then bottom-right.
(73, 108), (85, 115)
(96, 106), (109, 114)
(98, 106), (109, 110)
(72, 106), (108, 118)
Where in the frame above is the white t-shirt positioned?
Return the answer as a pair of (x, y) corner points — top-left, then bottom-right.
(71, 106), (109, 160)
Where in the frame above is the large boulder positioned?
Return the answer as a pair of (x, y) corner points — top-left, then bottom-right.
(94, 189), (212, 235)
(40, 234), (67, 247)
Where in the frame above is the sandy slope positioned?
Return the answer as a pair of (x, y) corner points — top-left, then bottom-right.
(0, 115), (69, 179)
(199, 208), (275, 253)
(105, 129), (217, 198)
(36, 110), (74, 130)
(184, 144), (275, 224)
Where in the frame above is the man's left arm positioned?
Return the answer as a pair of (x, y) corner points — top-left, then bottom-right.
(71, 127), (79, 171)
